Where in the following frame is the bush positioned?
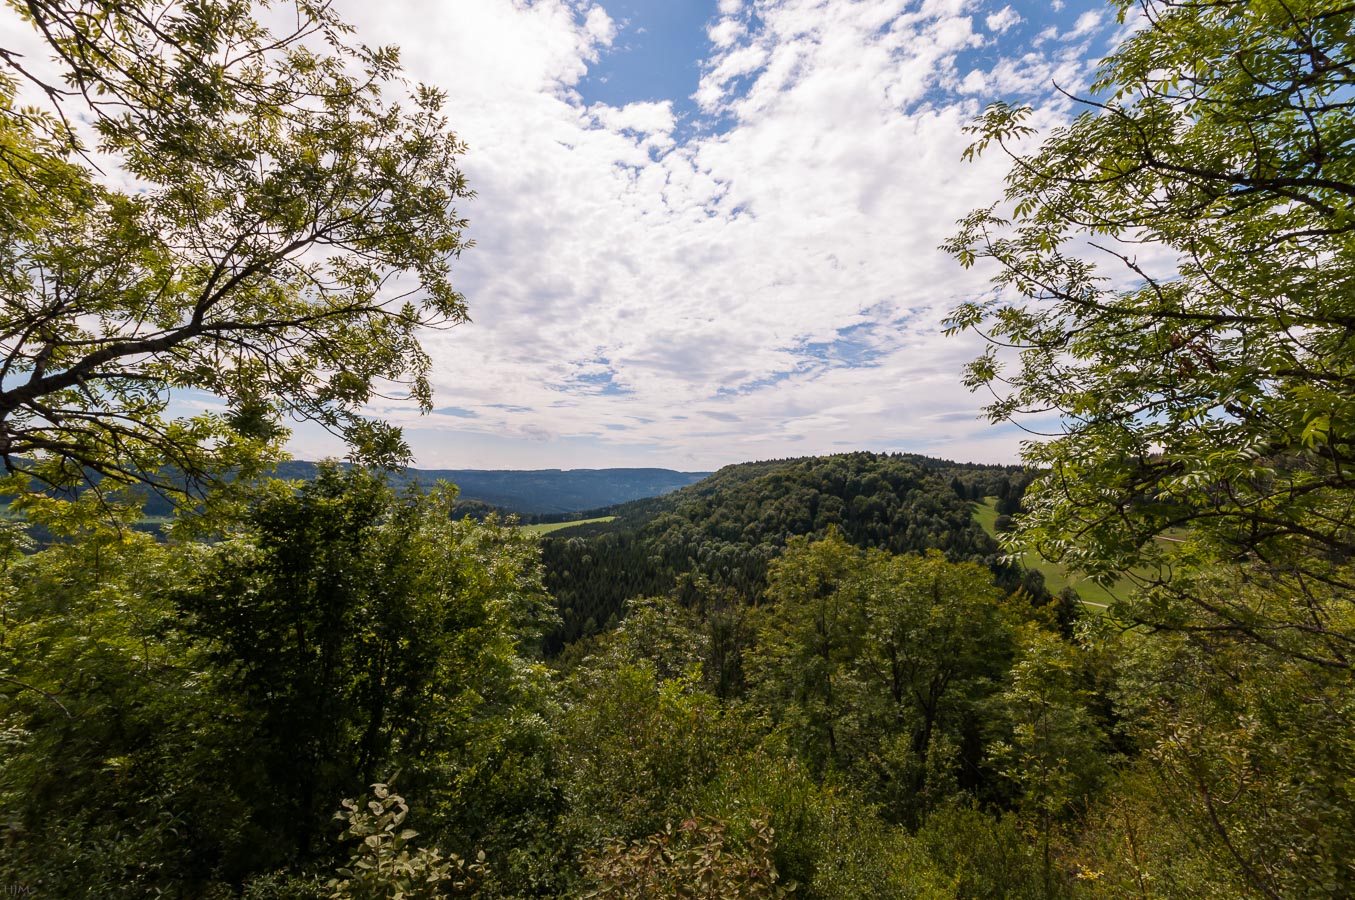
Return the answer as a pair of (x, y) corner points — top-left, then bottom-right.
(581, 817), (792, 899)
(330, 784), (485, 900)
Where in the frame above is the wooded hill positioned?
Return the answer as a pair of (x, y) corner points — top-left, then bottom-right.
(540, 452), (1034, 652)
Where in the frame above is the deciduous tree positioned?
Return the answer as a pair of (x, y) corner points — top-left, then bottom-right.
(945, 0), (1355, 619)
(177, 465), (556, 864)
(946, 4), (1355, 892)
(0, 0), (473, 497)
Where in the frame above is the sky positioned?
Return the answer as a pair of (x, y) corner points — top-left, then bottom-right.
(10, 0), (1131, 472)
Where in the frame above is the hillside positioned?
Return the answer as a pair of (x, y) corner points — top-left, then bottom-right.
(131, 462), (709, 516)
(539, 451), (1028, 651)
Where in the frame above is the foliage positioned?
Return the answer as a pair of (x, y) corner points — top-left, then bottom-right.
(0, 465), (559, 895)
(946, 2), (1355, 894)
(330, 783), (484, 900)
(1091, 581), (1355, 900)
(944, 0), (1355, 616)
(0, 525), (254, 897)
(915, 802), (1050, 900)
(580, 595), (711, 682)
(988, 625), (1108, 897)
(242, 873), (331, 900)
(581, 817), (792, 900)
(0, 0), (472, 497)
(748, 533), (1013, 824)
(3, 453), (1285, 899)
(555, 662), (748, 850)
(176, 464), (557, 864)
(695, 750), (954, 900)
(542, 452), (1015, 651)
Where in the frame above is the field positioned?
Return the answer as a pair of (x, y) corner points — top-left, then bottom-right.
(973, 497), (1123, 608)
(520, 516), (617, 536)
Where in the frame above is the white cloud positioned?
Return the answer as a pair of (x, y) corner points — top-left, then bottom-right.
(985, 6), (1021, 34)
(582, 5), (616, 46)
(694, 42), (769, 109)
(959, 69), (986, 94)
(320, 0), (1114, 469)
(1067, 10), (1102, 39)
(590, 100), (676, 151)
(707, 16), (744, 49)
(972, 48), (1092, 98)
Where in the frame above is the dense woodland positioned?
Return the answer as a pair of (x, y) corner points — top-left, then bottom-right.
(539, 453), (1034, 653)
(1, 451), (1340, 899)
(3, 0), (1355, 897)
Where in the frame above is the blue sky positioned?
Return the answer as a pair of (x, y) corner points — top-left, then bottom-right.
(575, 0), (1106, 115)
(218, 0), (1128, 469)
(578, 1), (714, 116)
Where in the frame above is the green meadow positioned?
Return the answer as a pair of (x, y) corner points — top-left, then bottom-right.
(520, 516), (617, 536)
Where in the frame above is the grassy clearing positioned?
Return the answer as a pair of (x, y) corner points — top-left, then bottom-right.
(973, 498), (1121, 608)
(521, 516), (616, 536)
(971, 498), (1001, 537)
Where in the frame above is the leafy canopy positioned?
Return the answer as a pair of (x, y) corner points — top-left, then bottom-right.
(0, 0), (473, 495)
(947, 10), (1355, 892)
(945, 0), (1355, 623)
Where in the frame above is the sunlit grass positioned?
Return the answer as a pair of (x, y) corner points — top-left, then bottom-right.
(973, 497), (1119, 608)
(521, 516), (617, 536)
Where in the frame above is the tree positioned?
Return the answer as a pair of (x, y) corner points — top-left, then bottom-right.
(945, 4), (1355, 893)
(555, 662), (740, 851)
(988, 626), (1106, 899)
(580, 817), (792, 900)
(0, 467), (559, 893)
(0, 521), (258, 897)
(944, 0), (1355, 641)
(1089, 576), (1355, 900)
(747, 532), (868, 776)
(330, 783), (485, 900)
(748, 534), (1013, 823)
(177, 465), (557, 865)
(0, 0), (472, 497)
(855, 549), (1012, 822)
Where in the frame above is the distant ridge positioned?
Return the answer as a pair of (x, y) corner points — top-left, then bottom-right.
(271, 462), (710, 514)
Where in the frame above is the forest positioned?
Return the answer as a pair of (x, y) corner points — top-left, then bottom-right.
(3, 0), (1354, 898)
